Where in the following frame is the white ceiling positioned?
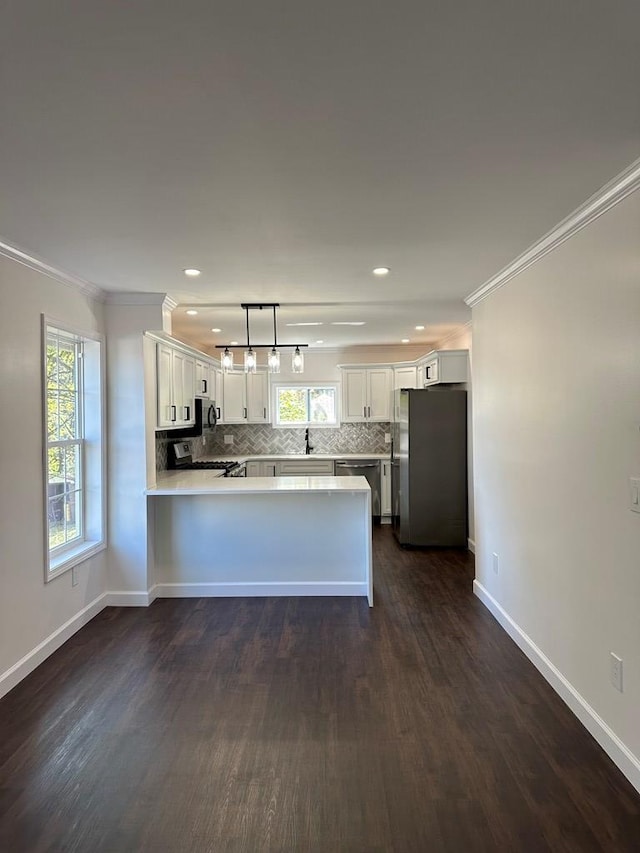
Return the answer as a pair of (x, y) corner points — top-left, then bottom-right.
(1, 2), (639, 349)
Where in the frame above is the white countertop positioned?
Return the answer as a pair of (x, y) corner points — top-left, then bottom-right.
(147, 472), (371, 496)
(196, 452), (391, 463)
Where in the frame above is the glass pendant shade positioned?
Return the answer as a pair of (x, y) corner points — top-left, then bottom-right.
(244, 348), (257, 373)
(221, 347), (234, 373)
(292, 346), (304, 373)
(267, 347), (281, 373)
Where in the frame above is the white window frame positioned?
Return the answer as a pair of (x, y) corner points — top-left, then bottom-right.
(272, 383), (340, 428)
(42, 316), (106, 581)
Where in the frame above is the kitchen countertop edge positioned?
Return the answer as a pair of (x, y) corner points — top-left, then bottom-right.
(147, 473), (372, 496)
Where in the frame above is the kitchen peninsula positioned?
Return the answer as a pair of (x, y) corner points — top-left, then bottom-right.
(146, 474), (373, 605)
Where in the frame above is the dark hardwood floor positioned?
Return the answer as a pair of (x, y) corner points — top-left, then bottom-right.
(1, 527), (639, 852)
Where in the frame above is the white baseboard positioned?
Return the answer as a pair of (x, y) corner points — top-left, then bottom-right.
(380, 517), (392, 526)
(468, 537), (476, 553)
(473, 580), (640, 795)
(0, 591), (109, 701)
(106, 590), (155, 607)
(155, 581), (368, 598)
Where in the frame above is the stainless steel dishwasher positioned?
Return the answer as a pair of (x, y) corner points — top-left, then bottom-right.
(334, 459), (381, 522)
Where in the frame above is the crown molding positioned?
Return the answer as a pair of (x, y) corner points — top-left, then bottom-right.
(0, 238), (105, 300)
(465, 156), (640, 308)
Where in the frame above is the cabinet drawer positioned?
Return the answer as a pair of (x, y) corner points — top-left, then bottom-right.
(276, 459), (335, 476)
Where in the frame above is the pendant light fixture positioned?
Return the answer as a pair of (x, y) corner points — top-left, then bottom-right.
(216, 304), (307, 373)
(268, 304), (281, 373)
(221, 347), (234, 373)
(292, 346), (304, 373)
(244, 347), (257, 373)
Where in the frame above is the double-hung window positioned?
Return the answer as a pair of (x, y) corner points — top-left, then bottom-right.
(273, 384), (339, 427)
(43, 319), (105, 579)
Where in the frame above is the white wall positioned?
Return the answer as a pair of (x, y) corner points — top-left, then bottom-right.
(472, 189), (640, 786)
(105, 300), (168, 599)
(0, 255), (108, 693)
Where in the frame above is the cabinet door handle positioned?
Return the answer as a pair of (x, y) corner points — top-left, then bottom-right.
(185, 406), (190, 421)
(216, 407), (221, 419)
(368, 406), (371, 418)
(243, 407), (247, 419)
(263, 407), (266, 419)
(171, 405), (177, 422)
(426, 366), (431, 380)
(203, 379), (207, 393)
(363, 406), (366, 418)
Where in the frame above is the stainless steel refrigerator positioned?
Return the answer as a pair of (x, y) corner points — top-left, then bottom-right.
(391, 389), (467, 546)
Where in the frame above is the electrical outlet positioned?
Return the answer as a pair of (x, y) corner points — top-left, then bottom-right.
(492, 552), (499, 575)
(384, 433), (391, 444)
(224, 434), (234, 445)
(72, 567), (79, 587)
(610, 653), (623, 692)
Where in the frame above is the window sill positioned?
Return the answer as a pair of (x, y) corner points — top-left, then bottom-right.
(47, 539), (106, 582)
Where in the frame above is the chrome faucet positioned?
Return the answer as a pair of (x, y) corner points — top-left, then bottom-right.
(304, 428), (313, 455)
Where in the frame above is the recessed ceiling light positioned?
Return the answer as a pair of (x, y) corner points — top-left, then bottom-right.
(315, 340), (324, 344)
(186, 309), (198, 316)
(415, 325), (425, 330)
(183, 268), (201, 277)
(331, 321), (366, 326)
(230, 340), (239, 346)
(401, 338), (410, 343)
(285, 322), (323, 327)
(373, 267), (390, 276)
(211, 328), (221, 333)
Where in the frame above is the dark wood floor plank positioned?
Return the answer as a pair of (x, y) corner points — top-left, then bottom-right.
(1, 527), (639, 852)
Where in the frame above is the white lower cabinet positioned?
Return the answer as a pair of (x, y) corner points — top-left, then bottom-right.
(246, 460), (279, 477)
(380, 460), (392, 516)
(276, 459), (335, 476)
(156, 343), (196, 429)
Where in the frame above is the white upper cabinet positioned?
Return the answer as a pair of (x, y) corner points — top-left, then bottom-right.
(419, 350), (468, 386)
(367, 369), (392, 421)
(156, 343), (196, 429)
(342, 370), (367, 421)
(393, 366), (418, 390)
(195, 360), (213, 398)
(246, 372), (269, 423)
(222, 370), (269, 424)
(221, 371), (247, 423)
(342, 368), (391, 422)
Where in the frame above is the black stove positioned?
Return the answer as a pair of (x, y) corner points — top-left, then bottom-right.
(169, 442), (242, 476)
(184, 460), (238, 472)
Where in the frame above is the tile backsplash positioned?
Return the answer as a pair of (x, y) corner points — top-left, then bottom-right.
(156, 422), (390, 470)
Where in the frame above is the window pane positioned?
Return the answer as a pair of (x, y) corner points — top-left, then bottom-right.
(62, 444), (81, 493)
(47, 443), (83, 550)
(48, 391), (78, 440)
(278, 389), (308, 424)
(48, 495), (66, 549)
(48, 446), (64, 482)
(309, 388), (336, 424)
